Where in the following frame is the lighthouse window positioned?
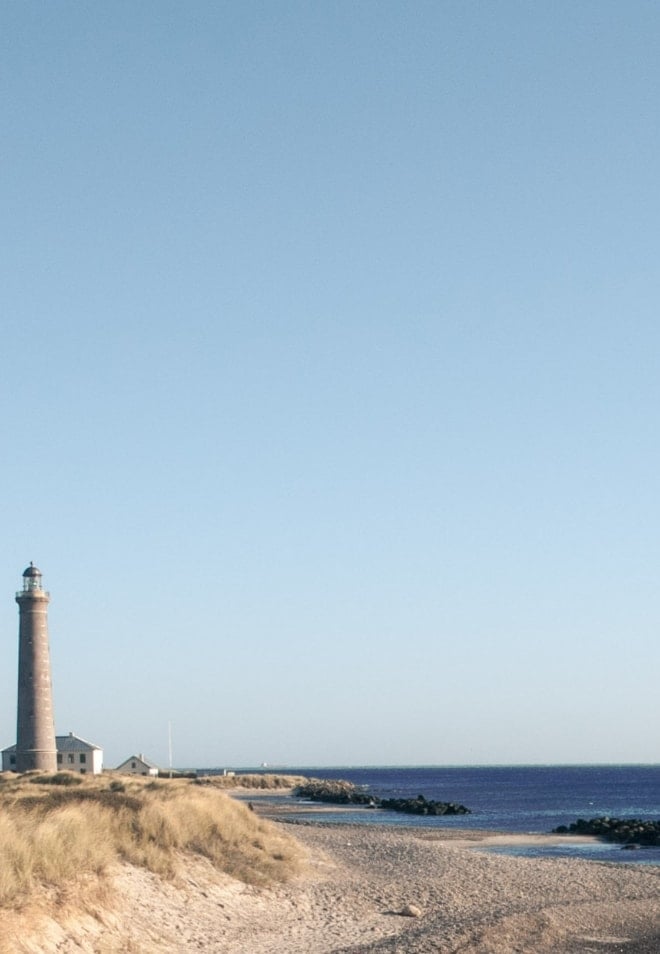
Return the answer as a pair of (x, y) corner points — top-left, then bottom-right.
(79, 754), (86, 764)
(57, 754), (62, 764)
(68, 754), (74, 764)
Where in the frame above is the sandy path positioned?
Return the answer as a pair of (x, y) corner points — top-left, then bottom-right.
(7, 818), (660, 953)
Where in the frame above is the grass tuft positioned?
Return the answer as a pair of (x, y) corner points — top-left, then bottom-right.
(29, 772), (84, 786)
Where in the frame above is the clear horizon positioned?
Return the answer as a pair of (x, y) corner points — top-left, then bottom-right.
(188, 761), (660, 770)
(2, 2), (659, 768)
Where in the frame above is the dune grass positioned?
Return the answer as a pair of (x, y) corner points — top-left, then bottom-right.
(193, 772), (308, 789)
(0, 772), (304, 908)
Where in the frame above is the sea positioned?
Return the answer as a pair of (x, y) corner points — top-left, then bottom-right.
(224, 764), (660, 866)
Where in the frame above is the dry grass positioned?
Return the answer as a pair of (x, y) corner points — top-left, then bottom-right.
(194, 772), (308, 790)
(0, 772), (304, 909)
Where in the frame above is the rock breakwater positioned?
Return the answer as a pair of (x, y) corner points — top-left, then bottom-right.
(293, 780), (470, 816)
(553, 817), (660, 846)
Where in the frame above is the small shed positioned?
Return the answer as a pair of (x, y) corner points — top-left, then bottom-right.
(116, 754), (159, 776)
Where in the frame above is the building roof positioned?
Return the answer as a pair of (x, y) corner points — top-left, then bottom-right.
(2, 732), (102, 756)
(56, 733), (102, 752)
(116, 754), (160, 769)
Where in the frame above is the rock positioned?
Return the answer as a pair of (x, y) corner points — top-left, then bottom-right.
(400, 903), (422, 918)
(379, 795), (470, 816)
(293, 781), (471, 816)
(552, 817), (660, 847)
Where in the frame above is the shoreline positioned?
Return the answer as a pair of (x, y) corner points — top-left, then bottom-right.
(20, 788), (659, 952)
(127, 813), (659, 953)
(221, 789), (660, 953)
(233, 786), (633, 848)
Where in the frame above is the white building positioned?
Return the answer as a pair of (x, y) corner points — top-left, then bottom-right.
(115, 754), (159, 776)
(1, 732), (103, 774)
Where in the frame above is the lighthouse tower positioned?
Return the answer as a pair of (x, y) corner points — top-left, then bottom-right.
(15, 564), (57, 772)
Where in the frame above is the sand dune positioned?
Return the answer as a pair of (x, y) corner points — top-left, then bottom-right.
(6, 815), (659, 953)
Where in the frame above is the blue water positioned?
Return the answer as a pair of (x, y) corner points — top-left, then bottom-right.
(236, 764), (660, 865)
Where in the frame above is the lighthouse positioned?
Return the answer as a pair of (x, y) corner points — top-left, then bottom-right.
(15, 564), (57, 772)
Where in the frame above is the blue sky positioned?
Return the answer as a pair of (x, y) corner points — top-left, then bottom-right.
(2, 1), (659, 768)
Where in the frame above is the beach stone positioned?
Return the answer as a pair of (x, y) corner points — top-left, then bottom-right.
(400, 903), (422, 918)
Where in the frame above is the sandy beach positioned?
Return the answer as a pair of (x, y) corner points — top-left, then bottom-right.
(12, 792), (659, 954)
